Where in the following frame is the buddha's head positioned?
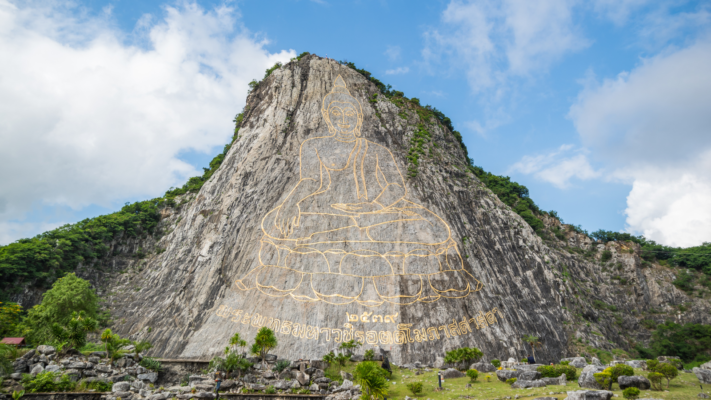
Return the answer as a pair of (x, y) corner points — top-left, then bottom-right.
(322, 75), (363, 139)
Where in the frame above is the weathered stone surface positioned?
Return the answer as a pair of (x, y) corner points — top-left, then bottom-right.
(625, 360), (647, 369)
(278, 370), (293, 380)
(541, 373), (566, 386)
(565, 390), (613, 400)
(113, 382), (131, 392)
(91, 352), (108, 358)
(340, 371), (353, 381)
(274, 380), (291, 390)
(700, 361), (711, 370)
(30, 363), (44, 375)
(496, 369), (521, 382)
(10, 373), (22, 380)
(591, 358), (603, 367)
(310, 360), (327, 370)
(48, 53), (708, 366)
(512, 379), (547, 388)
(693, 367), (711, 384)
(36, 345), (56, 355)
(68, 362), (87, 369)
(578, 365), (605, 389)
(334, 379), (354, 392)
(562, 357), (588, 368)
(96, 364), (112, 373)
(618, 375), (650, 390)
(138, 372), (159, 383)
(64, 369), (82, 381)
(296, 371), (310, 386)
(520, 371), (542, 380)
(442, 368), (466, 379)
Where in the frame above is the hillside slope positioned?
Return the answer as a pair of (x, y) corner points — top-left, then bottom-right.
(4, 54), (709, 365)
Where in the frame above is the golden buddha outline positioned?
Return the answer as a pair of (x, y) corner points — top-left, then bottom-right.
(235, 75), (482, 307)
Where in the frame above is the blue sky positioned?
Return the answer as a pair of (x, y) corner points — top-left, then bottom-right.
(1, 0), (710, 247)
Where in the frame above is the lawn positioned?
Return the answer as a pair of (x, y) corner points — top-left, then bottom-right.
(330, 362), (710, 400)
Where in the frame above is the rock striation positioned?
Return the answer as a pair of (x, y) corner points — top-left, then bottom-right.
(15, 54), (710, 364)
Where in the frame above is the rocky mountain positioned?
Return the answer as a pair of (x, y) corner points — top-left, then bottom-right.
(9, 54), (711, 365)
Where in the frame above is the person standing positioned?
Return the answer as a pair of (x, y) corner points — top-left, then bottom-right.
(214, 371), (222, 398)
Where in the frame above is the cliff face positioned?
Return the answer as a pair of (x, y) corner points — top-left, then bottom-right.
(42, 55), (708, 364)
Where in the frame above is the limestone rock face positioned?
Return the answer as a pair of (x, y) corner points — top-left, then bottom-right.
(578, 366), (605, 389)
(617, 375), (650, 390)
(694, 367), (711, 384)
(98, 54), (711, 363)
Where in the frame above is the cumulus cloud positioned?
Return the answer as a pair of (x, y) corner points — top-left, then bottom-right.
(385, 66), (409, 75)
(569, 39), (711, 246)
(423, 0), (587, 93)
(0, 0), (294, 244)
(509, 145), (600, 189)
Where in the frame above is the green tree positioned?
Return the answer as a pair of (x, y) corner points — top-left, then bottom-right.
(354, 361), (388, 400)
(0, 343), (15, 376)
(522, 335), (542, 360)
(653, 363), (678, 389)
(623, 387), (640, 399)
(49, 311), (98, 350)
(23, 274), (99, 345)
(100, 328), (131, 365)
(131, 340), (152, 361)
(466, 369), (479, 382)
(339, 339), (362, 356)
(252, 327), (277, 368)
(0, 302), (22, 337)
(229, 332), (247, 355)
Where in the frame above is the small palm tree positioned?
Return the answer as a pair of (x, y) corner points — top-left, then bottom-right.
(354, 361), (388, 400)
(522, 335), (542, 360)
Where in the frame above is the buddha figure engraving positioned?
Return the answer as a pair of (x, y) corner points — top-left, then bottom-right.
(235, 75), (482, 307)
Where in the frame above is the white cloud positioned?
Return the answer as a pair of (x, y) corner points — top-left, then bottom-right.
(0, 0), (294, 244)
(423, 0), (587, 92)
(569, 39), (711, 246)
(384, 45), (401, 61)
(508, 145), (600, 189)
(385, 66), (409, 75)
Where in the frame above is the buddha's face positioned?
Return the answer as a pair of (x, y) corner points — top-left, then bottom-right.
(326, 101), (360, 137)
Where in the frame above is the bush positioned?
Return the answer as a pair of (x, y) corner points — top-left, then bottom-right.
(466, 369), (478, 382)
(491, 359), (501, 368)
(265, 385), (276, 394)
(273, 360), (290, 373)
(601, 250), (613, 262)
(607, 364), (634, 383)
(653, 363), (678, 388)
(537, 364), (577, 380)
(506, 377), (517, 385)
(21, 371), (76, 393)
(648, 372), (664, 391)
(443, 347), (483, 365)
(593, 372), (612, 390)
(85, 379), (113, 392)
(406, 382), (423, 395)
(140, 357), (162, 372)
(623, 387), (640, 399)
(364, 349), (375, 361)
(560, 360), (570, 366)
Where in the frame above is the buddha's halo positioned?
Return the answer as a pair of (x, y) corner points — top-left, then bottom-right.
(321, 75), (363, 136)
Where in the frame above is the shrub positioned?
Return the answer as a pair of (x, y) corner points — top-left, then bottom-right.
(21, 371), (75, 392)
(466, 369), (478, 382)
(406, 382), (423, 395)
(364, 349), (375, 361)
(443, 347), (483, 365)
(491, 359), (501, 368)
(537, 364), (577, 380)
(601, 250), (613, 262)
(560, 360), (570, 366)
(521, 358), (528, 362)
(335, 352), (349, 366)
(506, 377), (517, 385)
(354, 361), (388, 400)
(607, 364), (634, 384)
(273, 360), (290, 373)
(265, 385), (276, 394)
(623, 387), (640, 399)
(593, 372), (612, 390)
(653, 363), (678, 388)
(140, 357), (162, 372)
(648, 372), (664, 391)
(84, 379), (112, 392)
(484, 375), (491, 382)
